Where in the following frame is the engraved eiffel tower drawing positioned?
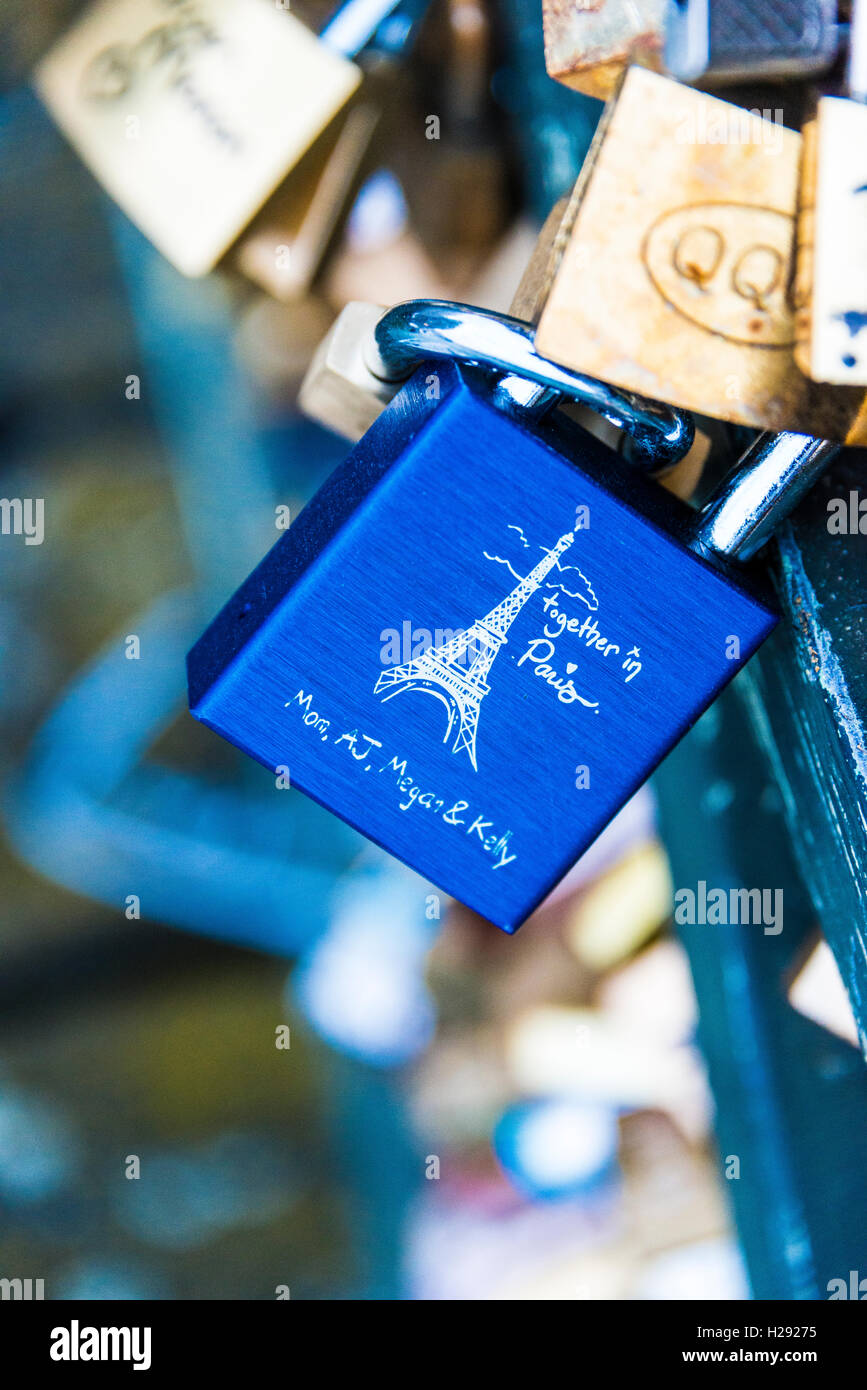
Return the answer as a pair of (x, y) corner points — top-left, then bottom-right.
(374, 530), (575, 771)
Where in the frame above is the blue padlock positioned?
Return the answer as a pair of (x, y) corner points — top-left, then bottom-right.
(187, 302), (837, 931)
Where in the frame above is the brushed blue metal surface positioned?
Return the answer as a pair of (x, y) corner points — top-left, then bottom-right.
(187, 365), (777, 931)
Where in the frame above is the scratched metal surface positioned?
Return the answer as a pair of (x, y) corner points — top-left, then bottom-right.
(704, 0), (838, 72)
(734, 449), (867, 1059)
(655, 682), (867, 1299)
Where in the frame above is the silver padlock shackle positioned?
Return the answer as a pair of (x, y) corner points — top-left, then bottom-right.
(697, 431), (840, 561)
(365, 300), (695, 471)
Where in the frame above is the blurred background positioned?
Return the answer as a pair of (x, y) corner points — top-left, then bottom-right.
(1, 0), (865, 1301)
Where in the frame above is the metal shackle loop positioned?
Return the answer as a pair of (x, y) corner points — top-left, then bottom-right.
(365, 300), (695, 472)
(696, 431), (840, 562)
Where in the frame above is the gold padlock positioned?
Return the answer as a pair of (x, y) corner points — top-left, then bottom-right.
(35, 0), (379, 277)
(233, 102), (380, 302)
(534, 66), (867, 443)
(794, 1), (867, 385)
(542, 0), (665, 101)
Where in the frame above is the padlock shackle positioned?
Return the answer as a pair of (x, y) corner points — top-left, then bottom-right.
(696, 431), (840, 561)
(366, 300), (695, 471)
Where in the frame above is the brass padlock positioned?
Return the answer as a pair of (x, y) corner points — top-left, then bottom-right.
(503, 194), (708, 496)
(542, 0), (665, 100)
(392, 0), (511, 282)
(302, 208), (708, 495)
(35, 0), (394, 277)
(233, 101), (380, 302)
(533, 66), (867, 443)
(794, 0), (867, 384)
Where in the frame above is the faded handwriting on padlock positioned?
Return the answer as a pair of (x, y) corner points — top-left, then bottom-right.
(79, 3), (243, 154)
(81, 3), (222, 103)
(642, 203), (796, 349)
